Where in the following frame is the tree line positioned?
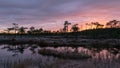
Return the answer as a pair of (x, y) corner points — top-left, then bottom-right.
(62, 19), (120, 32)
(3, 19), (120, 34)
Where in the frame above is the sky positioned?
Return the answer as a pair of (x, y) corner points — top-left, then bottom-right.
(0, 0), (120, 31)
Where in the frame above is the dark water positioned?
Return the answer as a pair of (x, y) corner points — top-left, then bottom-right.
(0, 44), (120, 68)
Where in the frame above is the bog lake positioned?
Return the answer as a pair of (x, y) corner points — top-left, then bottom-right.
(0, 44), (119, 68)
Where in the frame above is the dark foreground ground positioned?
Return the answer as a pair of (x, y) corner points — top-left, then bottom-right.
(0, 28), (120, 48)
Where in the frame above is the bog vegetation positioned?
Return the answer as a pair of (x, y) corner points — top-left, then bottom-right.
(0, 19), (120, 38)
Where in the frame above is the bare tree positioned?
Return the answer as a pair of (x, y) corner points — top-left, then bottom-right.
(91, 22), (104, 29)
(106, 20), (120, 28)
(12, 23), (19, 33)
(18, 27), (28, 34)
(63, 21), (71, 32)
(71, 24), (79, 32)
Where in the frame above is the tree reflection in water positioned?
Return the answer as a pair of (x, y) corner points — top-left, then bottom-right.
(0, 44), (119, 68)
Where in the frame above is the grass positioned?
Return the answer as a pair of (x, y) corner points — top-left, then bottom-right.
(0, 28), (120, 48)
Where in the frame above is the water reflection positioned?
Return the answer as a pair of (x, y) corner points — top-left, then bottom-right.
(0, 44), (119, 68)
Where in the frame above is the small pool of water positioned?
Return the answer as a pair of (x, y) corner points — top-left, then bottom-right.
(0, 44), (119, 68)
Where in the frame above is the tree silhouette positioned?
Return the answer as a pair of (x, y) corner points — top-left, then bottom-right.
(91, 22), (104, 29)
(30, 26), (35, 31)
(71, 24), (79, 32)
(106, 20), (120, 28)
(28, 27), (44, 34)
(18, 27), (28, 34)
(63, 21), (71, 32)
(12, 23), (19, 34)
(28, 26), (35, 34)
(7, 28), (14, 33)
(39, 28), (43, 32)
